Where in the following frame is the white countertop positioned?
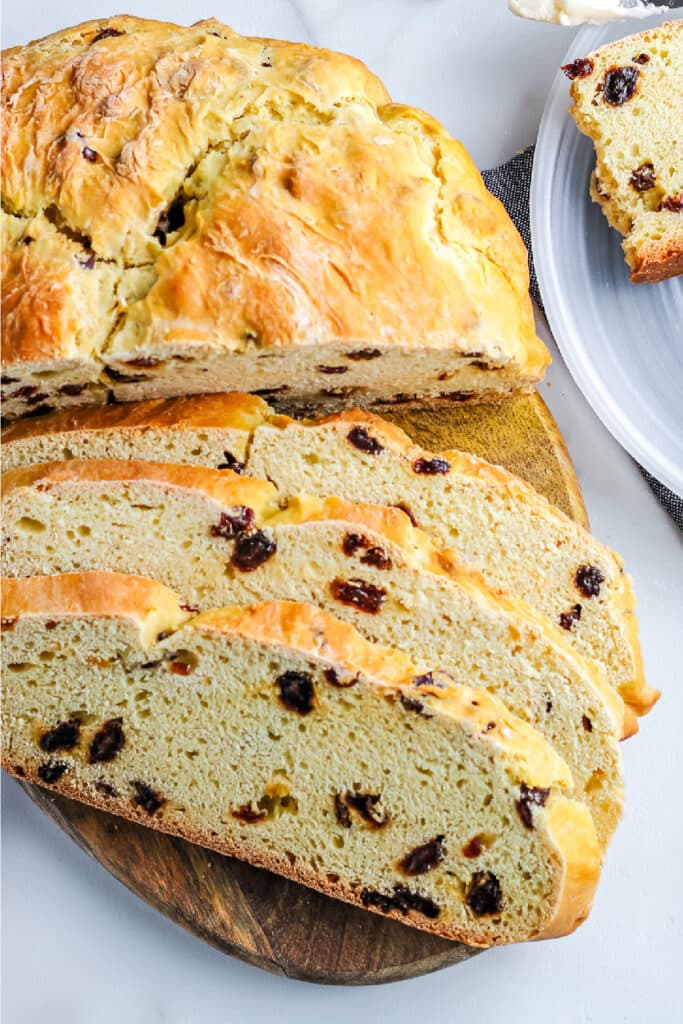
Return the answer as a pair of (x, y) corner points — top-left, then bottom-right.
(2, 2), (682, 1021)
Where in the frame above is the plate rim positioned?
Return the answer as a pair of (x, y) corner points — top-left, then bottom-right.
(531, 15), (683, 498)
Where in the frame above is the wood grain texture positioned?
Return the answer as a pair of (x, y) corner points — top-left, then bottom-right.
(19, 391), (587, 985)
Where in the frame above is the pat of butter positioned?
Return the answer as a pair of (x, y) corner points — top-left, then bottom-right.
(509, 0), (659, 25)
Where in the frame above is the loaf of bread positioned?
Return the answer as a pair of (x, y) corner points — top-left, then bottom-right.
(1, 458), (626, 846)
(0, 16), (547, 422)
(563, 19), (683, 283)
(1, 573), (602, 945)
(1, 394), (655, 716)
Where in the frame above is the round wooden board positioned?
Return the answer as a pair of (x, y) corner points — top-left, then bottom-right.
(20, 392), (588, 986)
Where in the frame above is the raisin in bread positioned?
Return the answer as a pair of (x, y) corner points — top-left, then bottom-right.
(2, 395), (654, 716)
(563, 20), (683, 283)
(1, 573), (602, 945)
(1, 459), (626, 846)
(0, 17), (548, 423)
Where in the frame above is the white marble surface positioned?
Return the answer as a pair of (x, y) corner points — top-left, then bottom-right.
(2, 2), (681, 1022)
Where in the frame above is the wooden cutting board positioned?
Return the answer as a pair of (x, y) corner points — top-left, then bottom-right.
(21, 392), (588, 986)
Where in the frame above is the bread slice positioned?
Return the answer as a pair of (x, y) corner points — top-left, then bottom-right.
(1, 395), (654, 717)
(1, 459), (626, 846)
(0, 16), (547, 422)
(564, 20), (683, 283)
(1, 572), (602, 945)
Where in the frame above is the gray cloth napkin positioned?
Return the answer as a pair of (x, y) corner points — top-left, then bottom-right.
(483, 146), (683, 530)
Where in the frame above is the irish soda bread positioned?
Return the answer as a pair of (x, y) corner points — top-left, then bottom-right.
(564, 20), (683, 283)
(1, 573), (602, 945)
(1, 394), (654, 716)
(1, 459), (626, 846)
(0, 16), (548, 421)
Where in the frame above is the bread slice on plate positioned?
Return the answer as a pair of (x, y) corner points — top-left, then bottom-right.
(0, 16), (547, 421)
(1, 395), (655, 717)
(1, 459), (626, 846)
(1, 573), (602, 945)
(563, 19), (683, 283)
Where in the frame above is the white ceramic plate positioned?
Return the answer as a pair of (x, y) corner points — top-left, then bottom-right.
(532, 15), (683, 496)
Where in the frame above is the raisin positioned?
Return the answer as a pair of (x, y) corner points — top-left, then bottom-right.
(334, 794), (352, 828)
(392, 503), (418, 527)
(346, 349), (382, 361)
(179, 602), (199, 613)
(82, 146), (98, 162)
(361, 886), (440, 919)
(361, 547), (392, 570)
(13, 766), (26, 778)
(413, 456), (451, 476)
(546, 698), (553, 714)
(277, 671), (315, 714)
(26, 392), (49, 406)
(660, 194), (683, 213)
(345, 792), (387, 827)
(324, 668), (357, 688)
(217, 451), (245, 473)
(559, 604), (582, 631)
(210, 507), (255, 540)
(38, 761), (68, 784)
(516, 784), (550, 829)
(630, 163), (656, 192)
(561, 57), (594, 80)
(633, 53), (650, 64)
(400, 695), (426, 715)
(399, 835), (445, 875)
(574, 564), (604, 598)
(347, 427), (383, 455)
(39, 719), (81, 753)
(103, 366), (148, 383)
(95, 781), (117, 798)
(23, 404), (54, 419)
(1, 376), (18, 385)
(582, 715), (593, 733)
(89, 718), (125, 763)
(232, 804), (267, 823)
(156, 630), (173, 642)
(92, 27), (124, 41)
(78, 252), (96, 270)
(602, 66), (639, 106)
(1, 617), (17, 630)
(482, 721), (496, 733)
(462, 837), (483, 858)
(13, 385), (37, 398)
(168, 660), (192, 676)
(59, 383), (87, 396)
(317, 365), (348, 375)
(413, 671), (448, 690)
(132, 781), (165, 815)
(127, 357), (161, 369)
(342, 533), (369, 556)
(231, 530), (276, 571)
(154, 195), (185, 245)
(465, 871), (503, 916)
(471, 361), (494, 371)
(330, 578), (385, 614)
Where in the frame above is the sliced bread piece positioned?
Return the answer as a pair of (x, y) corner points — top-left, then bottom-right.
(1, 573), (601, 945)
(1, 396), (654, 716)
(1, 459), (626, 846)
(563, 20), (683, 283)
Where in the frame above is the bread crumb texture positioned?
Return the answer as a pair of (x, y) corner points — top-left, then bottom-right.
(1, 578), (601, 946)
(565, 20), (683, 282)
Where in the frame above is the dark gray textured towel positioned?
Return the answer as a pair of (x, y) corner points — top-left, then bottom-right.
(483, 146), (682, 529)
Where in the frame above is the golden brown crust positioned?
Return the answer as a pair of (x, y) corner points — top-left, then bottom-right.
(535, 798), (601, 941)
(1, 16), (546, 399)
(1, 458), (279, 515)
(0, 393), (271, 444)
